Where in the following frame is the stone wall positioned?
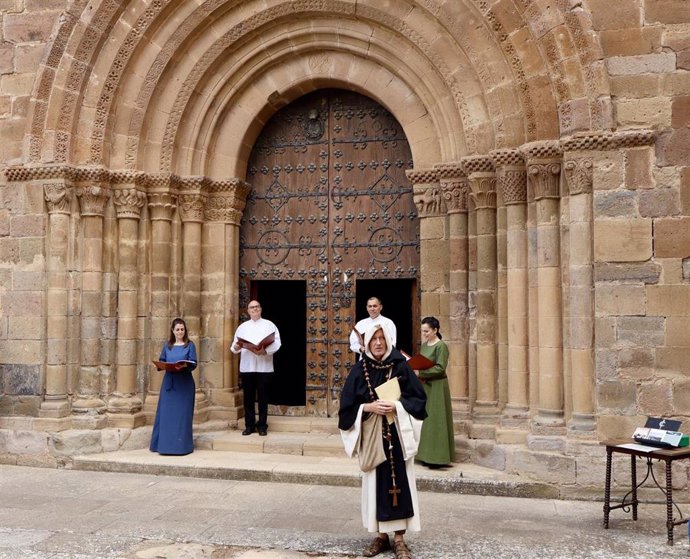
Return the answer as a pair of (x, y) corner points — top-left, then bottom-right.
(0, 0), (689, 493)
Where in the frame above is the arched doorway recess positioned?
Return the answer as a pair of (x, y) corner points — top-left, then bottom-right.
(240, 89), (419, 417)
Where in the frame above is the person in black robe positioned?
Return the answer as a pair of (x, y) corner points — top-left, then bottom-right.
(339, 323), (427, 559)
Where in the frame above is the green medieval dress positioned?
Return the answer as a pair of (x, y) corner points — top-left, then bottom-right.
(416, 340), (455, 466)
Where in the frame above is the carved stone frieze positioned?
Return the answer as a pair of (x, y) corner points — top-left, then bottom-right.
(76, 185), (110, 216)
(407, 169), (444, 217)
(467, 174), (497, 210)
(112, 188), (146, 219)
(497, 168), (527, 205)
(44, 182), (73, 215)
(440, 178), (469, 214)
(178, 193), (206, 223)
(563, 157), (593, 196)
(205, 179), (251, 225)
(561, 129), (656, 152)
(460, 155), (495, 176)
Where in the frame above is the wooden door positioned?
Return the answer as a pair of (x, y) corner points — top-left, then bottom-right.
(240, 89), (418, 417)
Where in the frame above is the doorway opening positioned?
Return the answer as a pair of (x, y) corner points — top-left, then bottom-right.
(354, 279), (418, 356)
(250, 280), (307, 406)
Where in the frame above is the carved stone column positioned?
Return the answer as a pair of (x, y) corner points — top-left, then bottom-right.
(563, 151), (596, 434)
(204, 179), (251, 421)
(524, 142), (565, 433)
(41, 179), (73, 420)
(107, 179), (146, 427)
(143, 176), (177, 419)
(492, 149), (529, 438)
(73, 172), (110, 421)
(462, 156), (499, 423)
(178, 178), (208, 418)
(407, 169), (449, 322)
(436, 163), (470, 418)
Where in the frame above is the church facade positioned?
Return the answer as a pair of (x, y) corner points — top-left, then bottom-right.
(1, 0), (689, 489)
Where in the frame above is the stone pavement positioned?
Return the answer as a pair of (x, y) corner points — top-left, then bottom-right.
(1, 460), (690, 559)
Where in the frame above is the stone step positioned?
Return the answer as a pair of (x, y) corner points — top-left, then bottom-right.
(208, 430), (345, 458)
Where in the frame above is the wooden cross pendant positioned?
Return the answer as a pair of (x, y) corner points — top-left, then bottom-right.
(389, 486), (401, 507)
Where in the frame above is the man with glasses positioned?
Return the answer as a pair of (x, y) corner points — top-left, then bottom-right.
(231, 300), (281, 436)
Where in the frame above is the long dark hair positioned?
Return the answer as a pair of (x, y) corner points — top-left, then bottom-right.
(421, 316), (442, 340)
(168, 317), (190, 348)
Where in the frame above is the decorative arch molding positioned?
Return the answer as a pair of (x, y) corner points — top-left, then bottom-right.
(24, 0), (610, 174)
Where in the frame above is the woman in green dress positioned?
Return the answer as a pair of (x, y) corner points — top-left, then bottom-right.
(415, 316), (455, 468)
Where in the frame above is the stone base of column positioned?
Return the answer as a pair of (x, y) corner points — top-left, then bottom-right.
(39, 397), (71, 419)
(500, 404), (529, 428)
(206, 388), (243, 421)
(107, 411), (147, 428)
(32, 416), (73, 432)
(451, 397), (470, 419)
(193, 391), (211, 422)
(143, 391), (160, 414)
(495, 427), (528, 444)
(472, 399), (499, 423)
(71, 413), (109, 429)
(567, 413), (596, 437)
(72, 396), (106, 414)
(532, 408), (566, 435)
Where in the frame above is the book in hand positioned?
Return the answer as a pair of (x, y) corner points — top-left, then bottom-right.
(152, 360), (196, 372)
(375, 377), (401, 424)
(399, 350), (435, 371)
(237, 331), (275, 353)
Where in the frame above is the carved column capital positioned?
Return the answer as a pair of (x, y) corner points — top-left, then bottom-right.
(461, 156), (496, 210)
(522, 141), (562, 202)
(406, 169), (444, 218)
(205, 179), (251, 225)
(434, 162), (468, 214)
(76, 184), (110, 216)
(112, 187), (146, 219)
(563, 157), (593, 195)
(44, 181), (73, 214)
(176, 176), (207, 223)
(144, 175), (177, 222)
(490, 149), (527, 206)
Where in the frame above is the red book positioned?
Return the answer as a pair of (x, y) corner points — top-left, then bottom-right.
(152, 359), (196, 372)
(237, 332), (276, 353)
(400, 350), (435, 371)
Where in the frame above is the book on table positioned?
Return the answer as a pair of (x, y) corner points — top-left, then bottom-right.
(152, 360), (196, 372)
(399, 350), (435, 371)
(237, 331), (275, 352)
(374, 376), (401, 423)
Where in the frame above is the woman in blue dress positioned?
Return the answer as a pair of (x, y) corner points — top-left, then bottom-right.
(150, 318), (197, 455)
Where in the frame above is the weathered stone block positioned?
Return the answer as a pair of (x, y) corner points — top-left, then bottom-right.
(595, 348), (617, 381)
(619, 347), (655, 369)
(672, 378), (690, 414)
(639, 380), (673, 416)
(594, 262), (661, 283)
(657, 346), (690, 373)
(657, 128), (690, 166)
(6, 430), (49, 455)
(654, 217), (690, 257)
(594, 284), (646, 316)
(600, 27), (662, 56)
(1, 364), (41, 395)
(597, 414), (644, 440)
(617, 316), (665, 346)
(610, 74), (661, 98)
(625, 147), (654, 190)
(593, 190), (637, 217)
(50, 430), (102, 456)
(588, 0), (641, 30)
(639, 188), (680, 218)
(597, 381), (637, 413)
(511, 448), (576, 484)
(647, 284), (690, 315)
(593, 219), (652, 262)
(616, 97), (672, 128)
(645, 0), (690, 24)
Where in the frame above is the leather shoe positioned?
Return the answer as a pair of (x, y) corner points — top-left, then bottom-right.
(258, 428), (267, 436)
(242, 428), (255, 436)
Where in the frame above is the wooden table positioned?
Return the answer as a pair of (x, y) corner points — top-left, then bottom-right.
(602, 439), (690, 545)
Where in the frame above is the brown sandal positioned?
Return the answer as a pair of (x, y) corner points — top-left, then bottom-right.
(362, 534), (391, 557)
(393, 539), (412, 559)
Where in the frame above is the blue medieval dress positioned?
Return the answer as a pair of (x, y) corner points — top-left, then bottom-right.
(149, 342), (197, 455)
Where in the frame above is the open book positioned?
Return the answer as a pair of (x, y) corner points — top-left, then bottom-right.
(375, 377), (401, 423)
(400, 350), (435, 371)
(152, 360), (196, 372)
(237, 331), (275, 353)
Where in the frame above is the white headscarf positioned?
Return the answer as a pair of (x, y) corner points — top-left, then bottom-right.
(363, 323), (394, 362)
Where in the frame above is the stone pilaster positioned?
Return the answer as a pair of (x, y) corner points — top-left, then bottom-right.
(178, 177), (209, 419)
(143, 175), (177, 420)
(435, 162), (470, 418)
(491, 149), (529, 438)
(73, 172), (110, 422)
(462, 156), (498, 424)
(204, 178), (251, 420)
(107, 177), (146, 427)
(407, 169), (448, 322)
(41, 179), (73, 420)
(523, 141), (565, 433)
(562, 147), (596, 436)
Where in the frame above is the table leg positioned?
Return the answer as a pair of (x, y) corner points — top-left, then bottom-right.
(630, 454), (637, 520)
(603, 447), (612, 528)
(665, 458), (673, 545)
